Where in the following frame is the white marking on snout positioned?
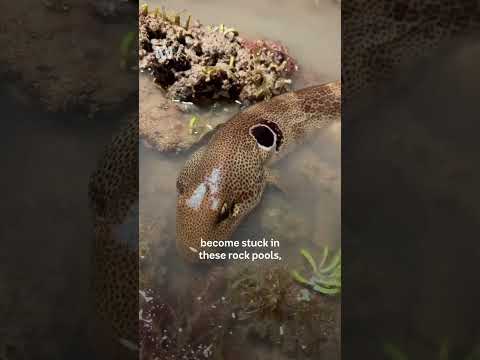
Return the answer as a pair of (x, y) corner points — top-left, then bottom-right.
(211, 198), (220, 210)
(185, 167), (222, 211)
(206, 167), (222, 210)
(206, 168), (221, 194)
(186, 183), (207, 209)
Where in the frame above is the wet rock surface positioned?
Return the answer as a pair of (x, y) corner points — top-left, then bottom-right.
(139, 76), (190, 152)
(140, 75), (240, 152)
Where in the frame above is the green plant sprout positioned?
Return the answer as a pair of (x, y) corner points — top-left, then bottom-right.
(188, 115), (199, 134)
(141, 4), (193, 30)
(291, 247), (341, 295)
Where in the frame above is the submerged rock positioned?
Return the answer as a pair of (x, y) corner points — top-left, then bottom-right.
(139, 76), (190, 152)
(139, 75), (239, 152)
(139, 8), (297, 105)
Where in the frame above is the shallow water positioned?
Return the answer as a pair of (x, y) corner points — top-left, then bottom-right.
(140, 0), (340, 358)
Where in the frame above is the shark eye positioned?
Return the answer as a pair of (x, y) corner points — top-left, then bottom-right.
(176, 178), (185, 194)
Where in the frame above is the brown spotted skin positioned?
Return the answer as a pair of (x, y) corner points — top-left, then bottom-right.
(343, 1), (480, 101)
(88, 116), (139, 347)
(176, 81), (341, 262)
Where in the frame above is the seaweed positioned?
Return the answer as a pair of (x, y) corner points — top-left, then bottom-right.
(291, 247), (341, 295)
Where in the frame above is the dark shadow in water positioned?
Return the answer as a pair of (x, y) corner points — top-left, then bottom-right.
(343, 36), (480, 359)
(0, 83), (133, 359)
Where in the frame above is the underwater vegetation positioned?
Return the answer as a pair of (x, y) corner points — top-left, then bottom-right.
(229, 265), (292, 320)
(138, 5), (297, 104)
(291, 247), (341, 295)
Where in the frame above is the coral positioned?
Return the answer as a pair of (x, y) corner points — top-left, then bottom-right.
(291, 247), (341, 295)
(139, 8), (297, 104)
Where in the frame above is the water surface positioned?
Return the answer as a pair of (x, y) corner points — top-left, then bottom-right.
(139, 1), (340, 358)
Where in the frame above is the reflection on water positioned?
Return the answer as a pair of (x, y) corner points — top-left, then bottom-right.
(140, 0), (340, 358)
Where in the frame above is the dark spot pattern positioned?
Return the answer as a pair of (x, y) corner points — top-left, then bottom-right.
(88, 115), (139, 345)
(342, 0), (480, 102)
